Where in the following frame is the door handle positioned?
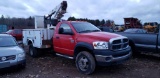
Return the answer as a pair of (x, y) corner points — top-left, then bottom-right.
(56, 36), (59, 39)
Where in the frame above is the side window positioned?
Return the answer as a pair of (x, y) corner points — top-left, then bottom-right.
(137, 30), (142, 33)
(142, 30), (147, 33)
(59, 23), (73, 35)
(135, 30), (139, 33)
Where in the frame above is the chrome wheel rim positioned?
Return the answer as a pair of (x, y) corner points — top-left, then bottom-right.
(78, 56), (89, 71)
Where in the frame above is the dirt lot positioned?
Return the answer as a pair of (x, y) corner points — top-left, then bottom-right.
(0, 47), (160, 78)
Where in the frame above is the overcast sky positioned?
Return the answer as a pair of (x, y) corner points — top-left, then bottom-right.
(0, 0), (160, 24)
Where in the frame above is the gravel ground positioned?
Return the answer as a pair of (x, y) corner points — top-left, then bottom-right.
(0, 47), (160, 78)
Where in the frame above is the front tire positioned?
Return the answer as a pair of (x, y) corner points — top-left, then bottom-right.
(76, 51), (96, 75)
(129, 41), (140, 56)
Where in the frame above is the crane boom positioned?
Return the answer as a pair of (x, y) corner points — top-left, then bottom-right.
(45, 1), (67, 20)
(34, 1), (67, 29)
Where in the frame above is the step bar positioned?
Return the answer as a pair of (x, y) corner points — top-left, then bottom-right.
(56, 53), (74, 59)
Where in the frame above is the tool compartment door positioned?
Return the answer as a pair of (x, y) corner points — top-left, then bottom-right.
(34, 30), (42, 48)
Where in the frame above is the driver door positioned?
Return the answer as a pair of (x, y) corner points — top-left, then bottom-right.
(55, 23), (75, 56)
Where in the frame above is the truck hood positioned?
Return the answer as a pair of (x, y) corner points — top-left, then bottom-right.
(0, 46), (24, 56)
(77, 32), (122, 43)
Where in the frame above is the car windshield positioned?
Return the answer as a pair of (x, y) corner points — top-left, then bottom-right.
(71, 22), (101, 33)
(0, 36), (17, 47)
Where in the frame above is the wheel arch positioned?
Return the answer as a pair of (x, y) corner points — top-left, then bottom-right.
(74, 42), (94, 59)
(27, 39), (33, 45)
(129, 39), (137, 53)
(129, 39), (135, 48)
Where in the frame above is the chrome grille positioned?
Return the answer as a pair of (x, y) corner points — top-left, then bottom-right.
(0, 55), (16, 62)
(109, 37), (129, 51)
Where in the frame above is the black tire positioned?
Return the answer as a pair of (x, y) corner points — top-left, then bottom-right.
(131, 45), (141, 56)
(18, 62), (26, 69)
(76, 51), (96, 75)
(50, 49), (56, 56)
(129, 41), (140, 56)
(29, 44), (39, 58)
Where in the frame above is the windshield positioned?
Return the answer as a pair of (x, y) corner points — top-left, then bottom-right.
(0, 36), (17, 47)
(71, 22), (101, 33)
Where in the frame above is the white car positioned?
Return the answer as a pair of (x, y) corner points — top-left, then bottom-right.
(0, 34), (26, 69)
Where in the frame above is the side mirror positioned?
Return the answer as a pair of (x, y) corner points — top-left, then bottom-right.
(59, 28), (64, 34)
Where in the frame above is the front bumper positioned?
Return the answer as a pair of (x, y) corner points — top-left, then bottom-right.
(93, 46), (132, 66)
(0, 59), (26, 69)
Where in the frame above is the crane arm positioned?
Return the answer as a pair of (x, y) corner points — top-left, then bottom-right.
(45, 1), (67, 20)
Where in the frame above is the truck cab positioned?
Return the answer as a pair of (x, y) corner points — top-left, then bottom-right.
(53, 21), (131, 74)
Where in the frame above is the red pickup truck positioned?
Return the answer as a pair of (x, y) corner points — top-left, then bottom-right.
(23, 21), (131, 74)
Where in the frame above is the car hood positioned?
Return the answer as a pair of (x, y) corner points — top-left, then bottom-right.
(77, 32), (123, 43)
(0, 46), (24, 56)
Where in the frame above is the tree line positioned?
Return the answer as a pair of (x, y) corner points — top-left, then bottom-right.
(0, 15), (34, 29)
(0, 15), (115, 28)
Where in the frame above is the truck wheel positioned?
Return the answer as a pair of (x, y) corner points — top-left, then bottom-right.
(29, 44), (39, 58)
(76, 51), (96, 75)
(131, 45), (140, 56)
(129, 41), (140, 56)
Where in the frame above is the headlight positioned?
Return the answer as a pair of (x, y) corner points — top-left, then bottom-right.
(93, 41), (109, 49)
(18, 53), (25, 57)
(17, 53), (25, 61)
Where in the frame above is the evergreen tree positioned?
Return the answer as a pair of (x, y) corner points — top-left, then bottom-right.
(68, 16), (76, 21)
(95, 19), (100, 26)
(100, 19), (105, 26)
(0, 15), (5, 24)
